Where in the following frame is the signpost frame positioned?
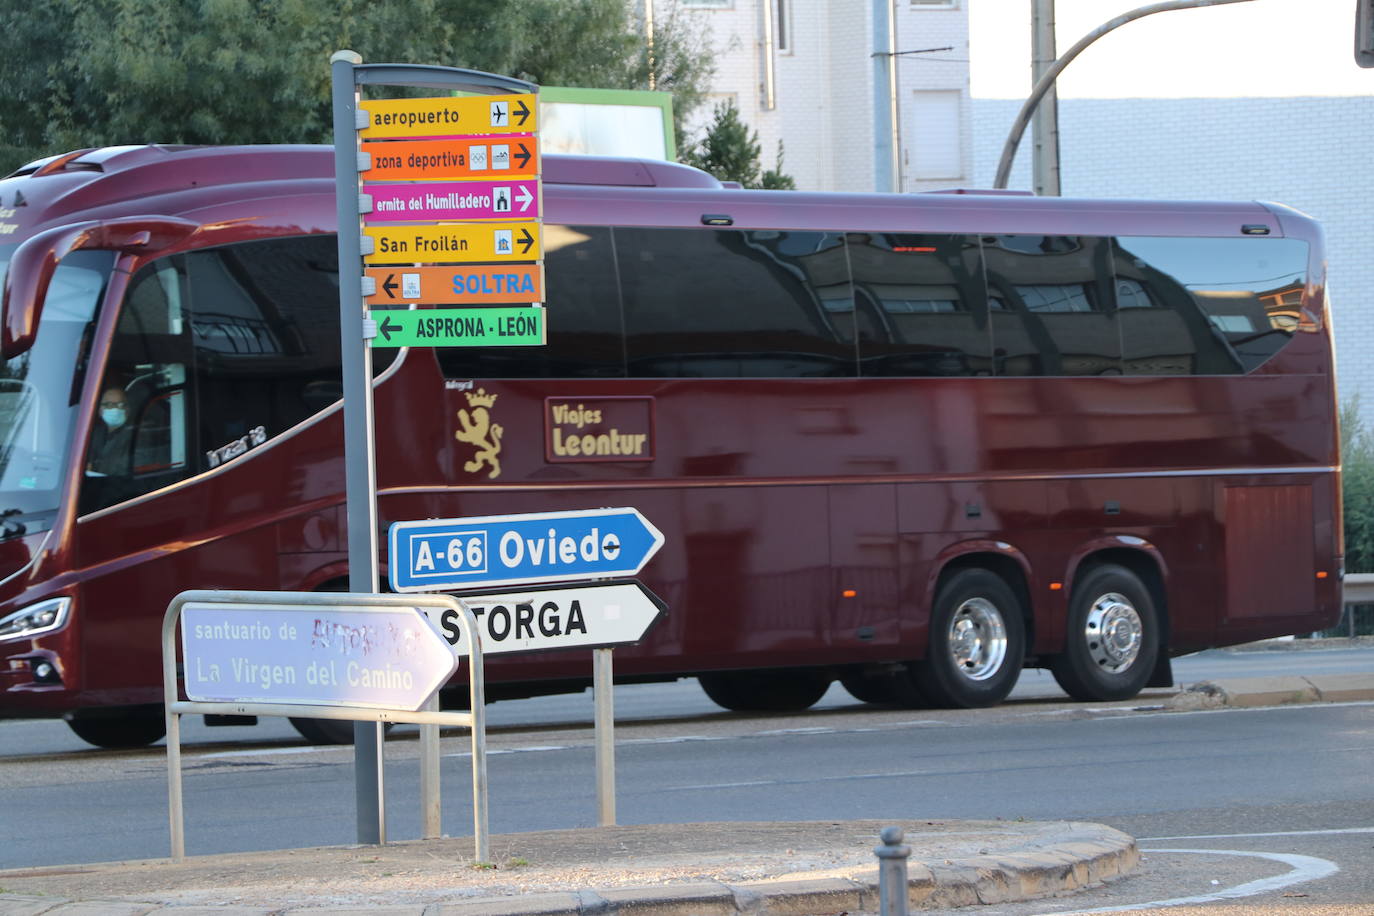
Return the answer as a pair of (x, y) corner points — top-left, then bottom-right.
(163, 589), (489, 863)
(330, 50), (537, 845)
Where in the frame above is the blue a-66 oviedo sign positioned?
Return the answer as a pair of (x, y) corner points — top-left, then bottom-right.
(388, 507), (664, 592)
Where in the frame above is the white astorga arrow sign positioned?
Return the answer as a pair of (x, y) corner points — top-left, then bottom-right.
(181, 601), (459, 711)
(423, 580), (667, 657)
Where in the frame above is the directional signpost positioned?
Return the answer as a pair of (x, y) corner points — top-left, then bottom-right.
(361, 137), (538, 182)
(332, 55), (546, 846)
(163, 589), (488, 861)
(181, 601), (458, 709)
(423, 579), (667, 656)
(334, 57), (665, 843)
(363, 222), (540, 264)
(370, 306), (543, 347)
(387, 507), (669, 827)
(358, 85), (545, 351)
(388, 507), (665, 592)
(359, 93), (536, 139)
(364, 264), (544, 306)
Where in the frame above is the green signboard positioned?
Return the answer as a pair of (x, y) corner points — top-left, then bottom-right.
(368, 307), (544, 348)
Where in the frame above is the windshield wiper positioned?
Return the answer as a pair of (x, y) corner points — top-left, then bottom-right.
(0, 508), (27, 538)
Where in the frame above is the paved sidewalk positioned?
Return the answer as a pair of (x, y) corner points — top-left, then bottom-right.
(0, 819), (1137, 915)
(1167, 672), (1374, 709)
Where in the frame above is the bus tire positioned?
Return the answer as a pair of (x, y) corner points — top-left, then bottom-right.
(289, 717), (396, 745)
(66, 706), (167, 749)
(698, 669), (830, 712)
(840, 669), (899, 705)
(903, 568), (1025, 708)
(1051, 564), (1158, 702)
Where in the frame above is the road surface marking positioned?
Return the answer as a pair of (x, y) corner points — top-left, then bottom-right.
(1047, 848), (1338, 915)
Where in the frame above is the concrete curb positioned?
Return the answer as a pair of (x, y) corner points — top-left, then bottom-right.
(0, 823), (1138, 915)
(1167, 672), (1374, 710)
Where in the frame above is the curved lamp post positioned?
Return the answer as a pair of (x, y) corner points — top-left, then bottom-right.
(994, 0), (1256, 190)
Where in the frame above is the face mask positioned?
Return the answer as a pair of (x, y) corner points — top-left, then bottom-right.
(101, 407), (126, 429)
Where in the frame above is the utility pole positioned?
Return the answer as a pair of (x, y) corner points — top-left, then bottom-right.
(873, 0), (900, 192)
(994, 0), (1255, 190)
(1031, 0), (1061, 196)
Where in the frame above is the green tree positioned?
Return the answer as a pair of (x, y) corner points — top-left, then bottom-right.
(1342, 396), (1374, 574)
(0, 0), (712, 174)
(683, 100), (795, 189)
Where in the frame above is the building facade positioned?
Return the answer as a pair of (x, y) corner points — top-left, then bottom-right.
(680, 0), (972, 192)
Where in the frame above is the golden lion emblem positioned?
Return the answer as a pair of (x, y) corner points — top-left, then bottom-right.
(454, 388), (502, 479)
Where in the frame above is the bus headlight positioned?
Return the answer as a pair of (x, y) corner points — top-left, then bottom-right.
(0, 597), (72, 641)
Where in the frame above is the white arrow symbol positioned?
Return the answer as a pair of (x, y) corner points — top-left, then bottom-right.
(515, 185), (534, 212)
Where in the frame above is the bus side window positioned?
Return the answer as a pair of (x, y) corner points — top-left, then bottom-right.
(183, 235), (355, 469)
(1115, 237), (1306, 374)
(983, 235), (1123, 377)
(81, 260), (195, 514)
(617, 228), (855, 378)
(436, 225), (624, 379)
(846, 233), (990, 377)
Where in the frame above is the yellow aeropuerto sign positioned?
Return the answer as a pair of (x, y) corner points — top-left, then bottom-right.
(360, 94), (537, 139)
(362, 222), (541, 265)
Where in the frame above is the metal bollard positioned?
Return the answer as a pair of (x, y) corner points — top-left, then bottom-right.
(874, 825), (911, 916)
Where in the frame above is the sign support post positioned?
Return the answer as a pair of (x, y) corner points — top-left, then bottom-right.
(593, 647), (616, 826)
(330, 50), (538, 847)
(330, 48), (386, 846)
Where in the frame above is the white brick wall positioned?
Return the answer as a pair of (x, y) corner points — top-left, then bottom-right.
(973, 96), (1374, 406)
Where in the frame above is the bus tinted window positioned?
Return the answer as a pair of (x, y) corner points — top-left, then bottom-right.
(437, 226), (623, 379)
(1115, 237), (1306, 373)
(83, 236), (363, 512)
(185, 236), (353, 459)
(84, 259), (195, 512)
(984, 236), (1122, 377)
(848, 233), (990, 377)
(618, 228), (856, 378)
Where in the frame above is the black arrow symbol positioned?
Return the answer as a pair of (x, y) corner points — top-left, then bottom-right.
(513, 99), (530, 125)
(517, 227), (534, 254)
(383, 274), (399, 299)
(514, 142), (531, 170)
(379, 314), (400, 342)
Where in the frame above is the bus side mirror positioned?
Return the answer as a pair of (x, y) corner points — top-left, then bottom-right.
(2, 217), (199, 358)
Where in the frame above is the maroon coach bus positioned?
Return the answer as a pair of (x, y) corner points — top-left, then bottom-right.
(0, 145), (1342, 747)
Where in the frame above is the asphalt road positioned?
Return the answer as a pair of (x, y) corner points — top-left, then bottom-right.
(2, 643), (1371, 912)
(5, 644), (1372, 757)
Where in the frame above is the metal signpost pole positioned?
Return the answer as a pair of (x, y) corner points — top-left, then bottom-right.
(593, 647), (616, 825)
(331, 49), (386, 846)
(420, 690), (441, 839)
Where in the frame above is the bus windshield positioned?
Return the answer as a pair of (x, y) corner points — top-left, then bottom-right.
(0, 245), (112, 534)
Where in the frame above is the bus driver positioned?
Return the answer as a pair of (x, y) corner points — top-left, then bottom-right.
(88, 386), (133, 476)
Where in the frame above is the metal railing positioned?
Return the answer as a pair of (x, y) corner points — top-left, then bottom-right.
(162, 590), (488, 862)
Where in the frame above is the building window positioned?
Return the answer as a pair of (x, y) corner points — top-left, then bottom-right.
(775, 0), (790, 51)
(908, 90), (963, 181)
(911, 0), (958, 8)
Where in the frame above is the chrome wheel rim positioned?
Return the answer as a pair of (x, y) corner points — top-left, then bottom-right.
(947, 598), (1008, 681)
(1085, 592), (1142, 673)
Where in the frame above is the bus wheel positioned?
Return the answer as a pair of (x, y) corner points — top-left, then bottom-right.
(903, 568), (1025, 708)
(289, 717), (396, 745)
(840, 669), (899, 705)
(1051, 564), (1158, 702)
(698, 669), (830, 712)
(66, 706), (167, 749)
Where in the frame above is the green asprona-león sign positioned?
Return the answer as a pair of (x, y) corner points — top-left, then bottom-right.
(368, 307), (545, 347)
